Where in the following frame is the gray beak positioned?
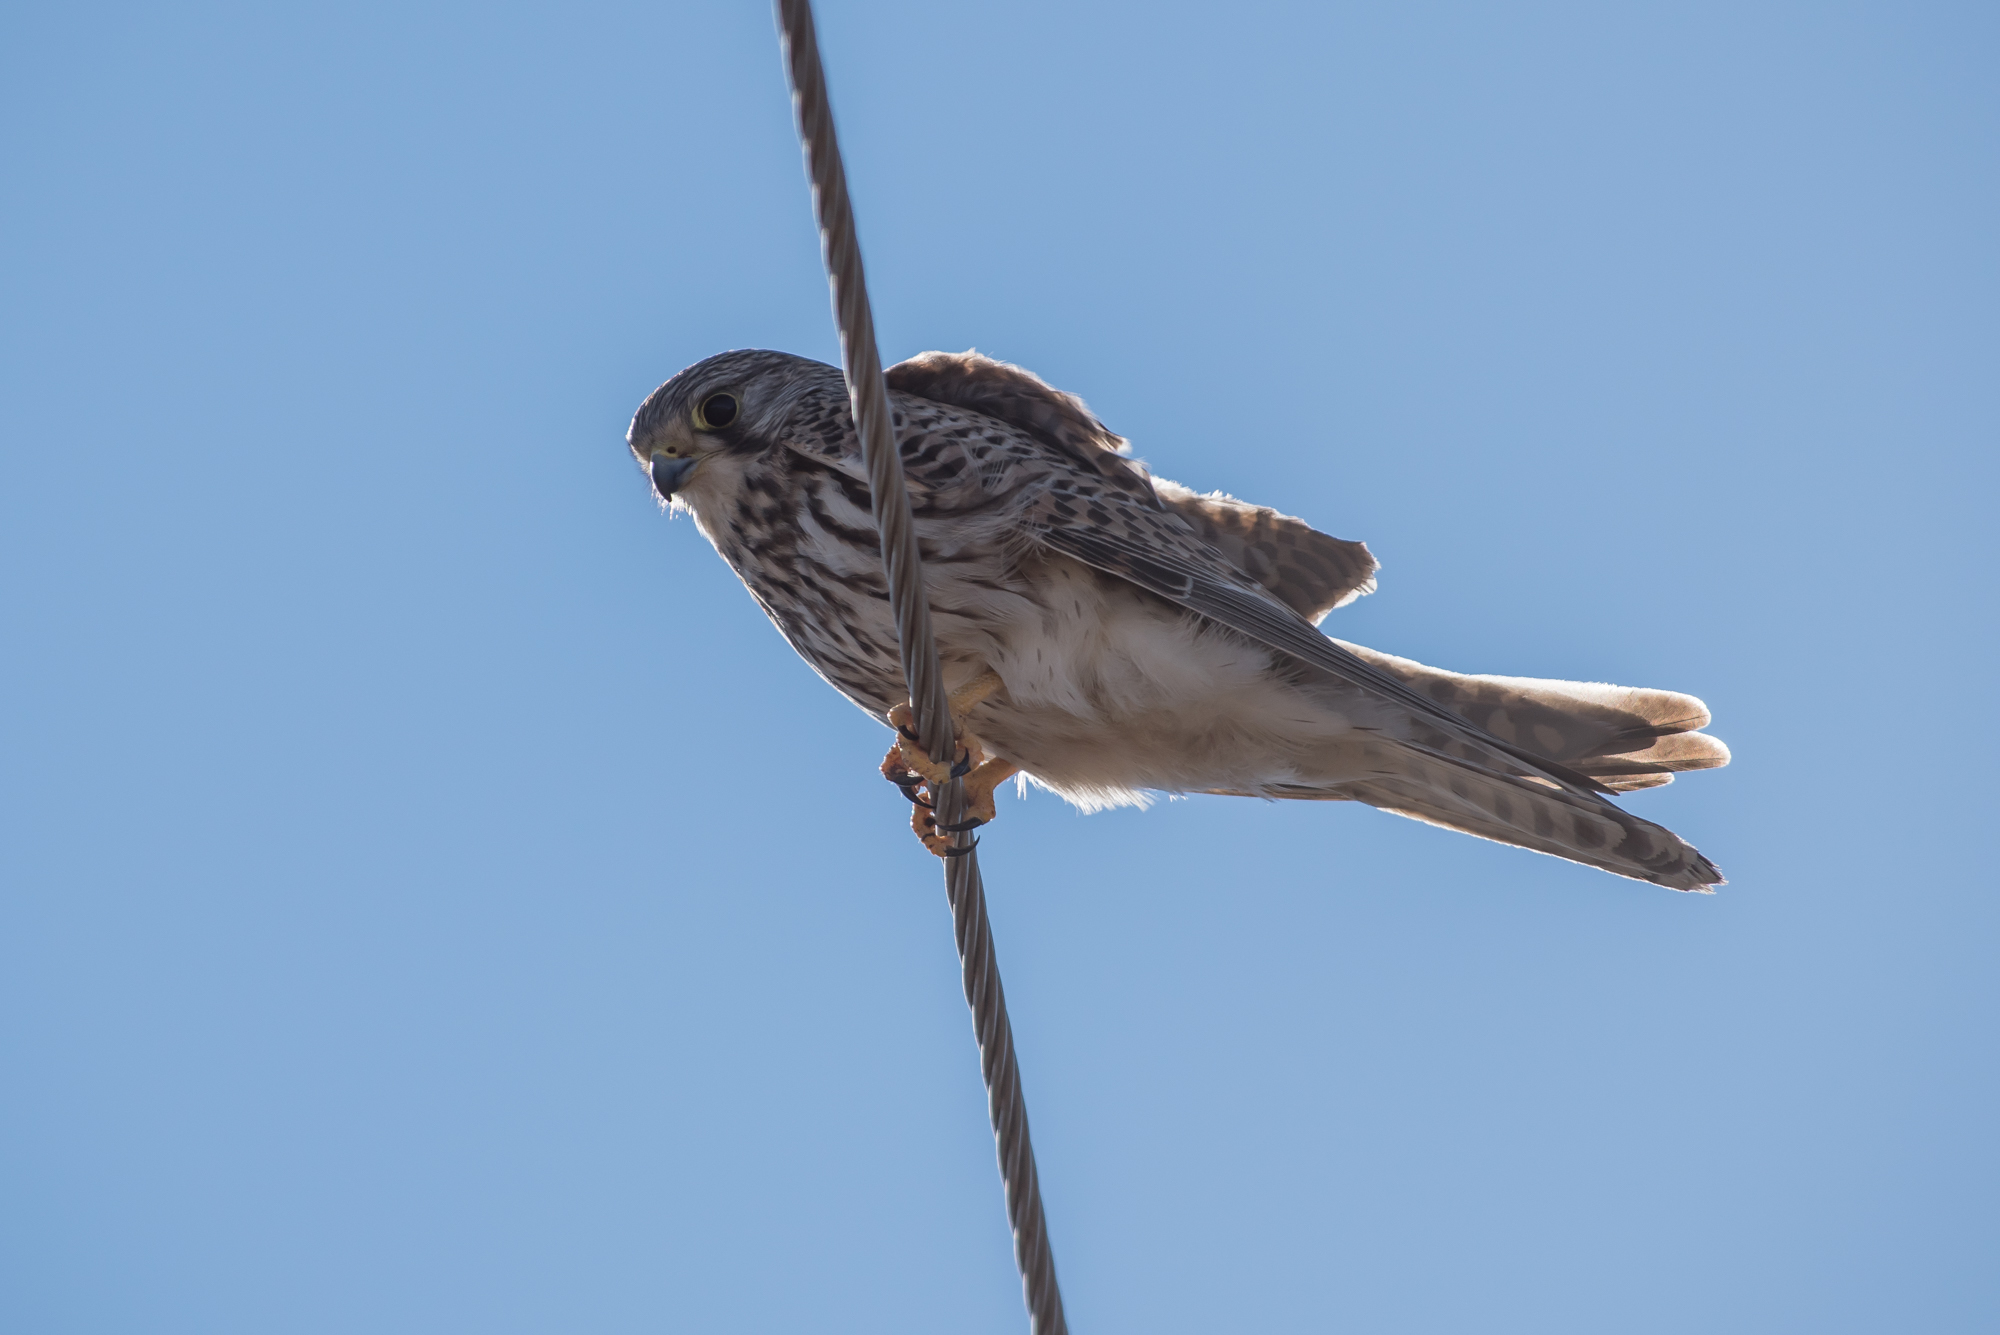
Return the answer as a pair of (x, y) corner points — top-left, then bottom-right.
(650, 455), (698, 498)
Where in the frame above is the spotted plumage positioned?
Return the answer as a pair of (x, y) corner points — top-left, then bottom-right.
(629, 349), (1731, 890)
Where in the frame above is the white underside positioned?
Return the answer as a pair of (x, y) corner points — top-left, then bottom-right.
(931, 553), (1384, 813)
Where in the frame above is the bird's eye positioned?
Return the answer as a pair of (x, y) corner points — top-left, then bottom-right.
(695, 392), (740, 431)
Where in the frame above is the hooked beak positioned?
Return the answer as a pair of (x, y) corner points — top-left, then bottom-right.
(650, 454), (699, 498)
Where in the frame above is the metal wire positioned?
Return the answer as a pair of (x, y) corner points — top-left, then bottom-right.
(775, 2), (1068, 1330)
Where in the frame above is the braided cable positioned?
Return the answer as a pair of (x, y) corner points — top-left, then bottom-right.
(775, 3), (1068, 1330)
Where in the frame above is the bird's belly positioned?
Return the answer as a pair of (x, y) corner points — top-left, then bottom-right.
(952, 556), (1369, 810)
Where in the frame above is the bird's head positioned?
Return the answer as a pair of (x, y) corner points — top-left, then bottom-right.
(627, 349), (843, 509)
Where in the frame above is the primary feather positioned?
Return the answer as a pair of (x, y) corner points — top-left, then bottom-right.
(628, 348), (1730, 891)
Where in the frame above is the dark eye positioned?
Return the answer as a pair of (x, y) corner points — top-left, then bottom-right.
(695, 392), (739, 431)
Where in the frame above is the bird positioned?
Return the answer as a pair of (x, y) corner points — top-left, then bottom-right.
(628, 348), (1731, 891)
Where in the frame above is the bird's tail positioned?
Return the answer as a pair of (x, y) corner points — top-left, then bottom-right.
(1332, 641), (1732, 792)
(1284, 648), (1730, 890)
(1314, 749), (1722, 890)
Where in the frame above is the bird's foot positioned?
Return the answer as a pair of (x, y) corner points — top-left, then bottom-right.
(883, 702), (973, 788)
(879, 671), (1018, 857)
(899, 754), (1022, 857)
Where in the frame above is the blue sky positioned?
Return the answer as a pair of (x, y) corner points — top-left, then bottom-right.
(3, 2), (1995, 1331)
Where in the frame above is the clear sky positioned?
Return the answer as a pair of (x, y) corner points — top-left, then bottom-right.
(3, 2), (1995, 1332)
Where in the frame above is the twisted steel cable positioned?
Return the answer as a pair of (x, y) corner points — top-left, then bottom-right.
(775, 2), (1068, 1330)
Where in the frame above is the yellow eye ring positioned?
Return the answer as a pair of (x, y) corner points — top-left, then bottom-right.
(694, 391), (740, 431)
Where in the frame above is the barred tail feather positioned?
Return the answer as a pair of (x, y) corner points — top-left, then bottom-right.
(1274, 739), (1723, 890)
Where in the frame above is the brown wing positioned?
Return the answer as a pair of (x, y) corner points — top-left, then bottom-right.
(874, 358), (1615, 801)
(1152, 479), (1377, 624)
(884, 350), (1156, 501)
(886, 350), (1377, 621)
(1025, 491), (1615, 800)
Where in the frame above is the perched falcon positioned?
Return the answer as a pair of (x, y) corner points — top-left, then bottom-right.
(629, 349), (1730, 891)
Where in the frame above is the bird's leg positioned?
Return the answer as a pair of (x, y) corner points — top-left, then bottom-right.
(879, 670), (1018, 856)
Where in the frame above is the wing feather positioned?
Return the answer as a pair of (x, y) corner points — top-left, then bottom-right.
(1151, 479), (1378, 622)
(1034, 523), (1614, 799)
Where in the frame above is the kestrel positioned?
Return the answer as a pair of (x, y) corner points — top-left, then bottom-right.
(629, 349), (1730, 890)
